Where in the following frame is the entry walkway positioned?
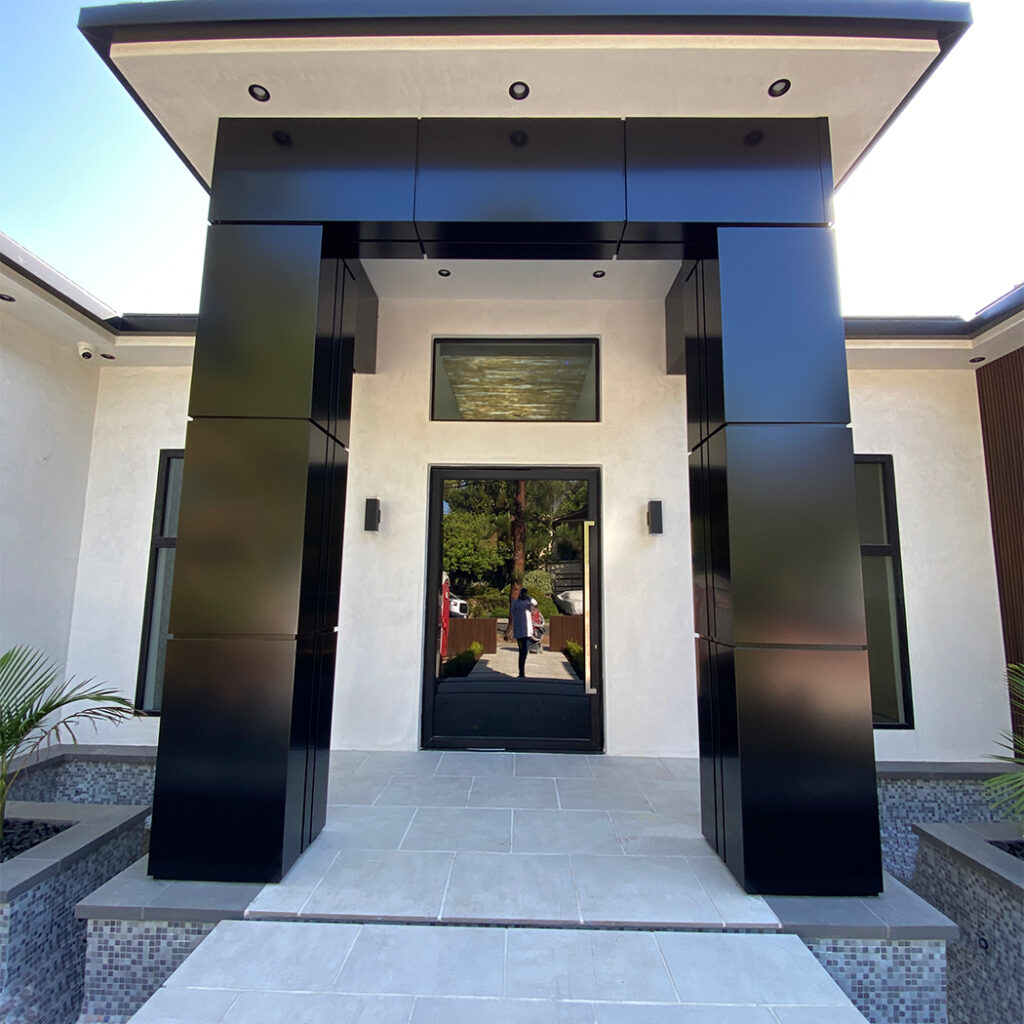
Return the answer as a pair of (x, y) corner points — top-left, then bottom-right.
(245, 750), (777, 928)
(122, 753), (872, 1022)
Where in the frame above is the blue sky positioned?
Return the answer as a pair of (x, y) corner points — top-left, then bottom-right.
(1, 0), (1020, 317)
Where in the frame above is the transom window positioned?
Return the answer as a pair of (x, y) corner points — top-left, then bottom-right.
(432, 338), (599, 422)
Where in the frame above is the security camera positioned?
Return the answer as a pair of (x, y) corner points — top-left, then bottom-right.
(77, 342), (97, 361)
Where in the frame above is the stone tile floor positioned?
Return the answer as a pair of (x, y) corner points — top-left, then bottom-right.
(129, 921), (869, 1024)
(124, 753), (874, 1022)
(245, 751), (779, 930)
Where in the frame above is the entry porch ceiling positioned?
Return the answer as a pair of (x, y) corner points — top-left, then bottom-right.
(80, 1), (971, 190)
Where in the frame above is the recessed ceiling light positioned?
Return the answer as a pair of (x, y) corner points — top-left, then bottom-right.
(100, 353), (116, 360)
(592, 270), (606, 279)
(272, 130), (292, 148)
(0, 293), (14, 302)
(767, 79), (791, 98)
(969, 356), (986, 363)
(248, 84), (271, 102)
(509, 81), (530, 101)
(438, 269), (452, 278)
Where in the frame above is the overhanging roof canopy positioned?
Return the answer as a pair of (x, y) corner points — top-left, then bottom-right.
(79, 0), (971, 189)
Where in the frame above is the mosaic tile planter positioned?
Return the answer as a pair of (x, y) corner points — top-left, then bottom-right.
(8, 746), (156, 808)
(876, 763), (1006, 883)
(0, 802), (147, 1024)
(911, 821), (1024, 1024)
(76, 858), (261, 1022)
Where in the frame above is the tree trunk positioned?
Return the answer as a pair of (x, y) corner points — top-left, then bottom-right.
(504, 479), (528, 639)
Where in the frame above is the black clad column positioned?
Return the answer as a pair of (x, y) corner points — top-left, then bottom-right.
(681, 227), (882, 896)
(148, 224), (356, 882)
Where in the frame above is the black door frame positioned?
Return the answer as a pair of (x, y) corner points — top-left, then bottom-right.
(421, 465), (604, 752)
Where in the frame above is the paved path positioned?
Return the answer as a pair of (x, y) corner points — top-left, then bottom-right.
(130, 921), (868, 1023)
(125, 753), (868, 1022)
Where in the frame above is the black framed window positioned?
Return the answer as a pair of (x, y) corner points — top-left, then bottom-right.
(136, 449), (183, 713)
(432, 338), (599, 421)
(854, 454), (914, 728)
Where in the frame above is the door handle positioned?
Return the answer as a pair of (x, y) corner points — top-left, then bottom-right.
(583, 519), (597, 695)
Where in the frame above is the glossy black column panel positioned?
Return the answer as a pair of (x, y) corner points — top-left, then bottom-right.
(705, 425), (868, 648)
(684, 225), (881, 896)
(707, 643), (882, 896)
(148, 637), (301, 882)
(717, 227), (850, 426)
(624, 118), (832, 237)
(168, 418), (320, 638)
(211, 118), (418, 239)
(151, 220), (355, 883)
(416, 119), (625, 245)
(187, 225), (325, 422)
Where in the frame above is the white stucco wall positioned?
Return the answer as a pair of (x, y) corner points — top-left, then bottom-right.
(849, 369), (1010, 762)
(0, 316), (98, 664)
(333, 298), (698, 755)
(64, 365), (191, 743)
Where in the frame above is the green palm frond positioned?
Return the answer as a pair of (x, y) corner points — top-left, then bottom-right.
(0, 645), (138, 845)
(984, 664), (1024, 827)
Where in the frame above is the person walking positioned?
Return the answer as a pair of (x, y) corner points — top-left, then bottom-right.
(511, 586), (533, 678)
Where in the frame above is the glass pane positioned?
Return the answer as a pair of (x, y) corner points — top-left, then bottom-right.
(862, 554), (905, 725)
(141, 548), (175, 711)
(854, 461), (888, 546)
(161, 456), (184, 538)
(431, 477), (594, 743)
(433, 340), (598, 421)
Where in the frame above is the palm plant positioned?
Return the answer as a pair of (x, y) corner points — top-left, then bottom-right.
(0, 645), (137, 847)
(984, 663), (1024, 829)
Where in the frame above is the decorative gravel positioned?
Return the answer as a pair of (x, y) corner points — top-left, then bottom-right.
(1, 817), (72, 861)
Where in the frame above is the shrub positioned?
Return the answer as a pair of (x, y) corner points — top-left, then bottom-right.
(985, 663), (1024, 827)
(0, 645), (138, 846)
(523, 570), (554, 597)
(563, 641), (585, 680)
(469, 590), (506, 619)
(442, 641), (484, 678)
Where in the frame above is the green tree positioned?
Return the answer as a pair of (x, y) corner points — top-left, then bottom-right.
(442, 510), (503, 594)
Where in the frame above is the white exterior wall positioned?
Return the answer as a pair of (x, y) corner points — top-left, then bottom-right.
(24, 314), (1007, 762)
(0, 316), (99, 664)
(333, 298), (697, 755)
(849, 369), (1010, 762)
(65, 366), (191, 743)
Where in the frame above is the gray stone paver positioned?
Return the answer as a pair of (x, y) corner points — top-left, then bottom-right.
(134, 921), (867, 1023)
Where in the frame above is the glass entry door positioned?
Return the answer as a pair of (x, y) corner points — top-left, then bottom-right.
(422, 467), (603, 751)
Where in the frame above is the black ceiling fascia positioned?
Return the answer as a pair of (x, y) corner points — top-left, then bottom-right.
(78, 0), (972, 192)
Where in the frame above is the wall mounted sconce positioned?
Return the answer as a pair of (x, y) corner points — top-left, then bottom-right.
(364, 498), (381, 532)
(647, 501), (663, 535)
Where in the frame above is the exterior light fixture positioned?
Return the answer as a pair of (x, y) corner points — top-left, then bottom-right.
(438, 269), (452, 278)
(0, 294), (14, 302)
(272, 130), (292, 148)
(509, 130), (529, 147)
(100, 353), (116, 360)
(364, 498), (381, 532)
(744, 129), (765, 147)
(647, 501), (664, 535)
(767, 79), (791, 98)
(969, 356), (986, 363)
(509, 81), (530, 100)
(592, 270), (606, 279)
(248, 84), (271, 102)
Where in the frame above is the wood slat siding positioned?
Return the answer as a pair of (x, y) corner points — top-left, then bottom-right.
(548, 615), (584, 652)
(448, 617), (497, 655)
(976, 346), (1024, 741)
